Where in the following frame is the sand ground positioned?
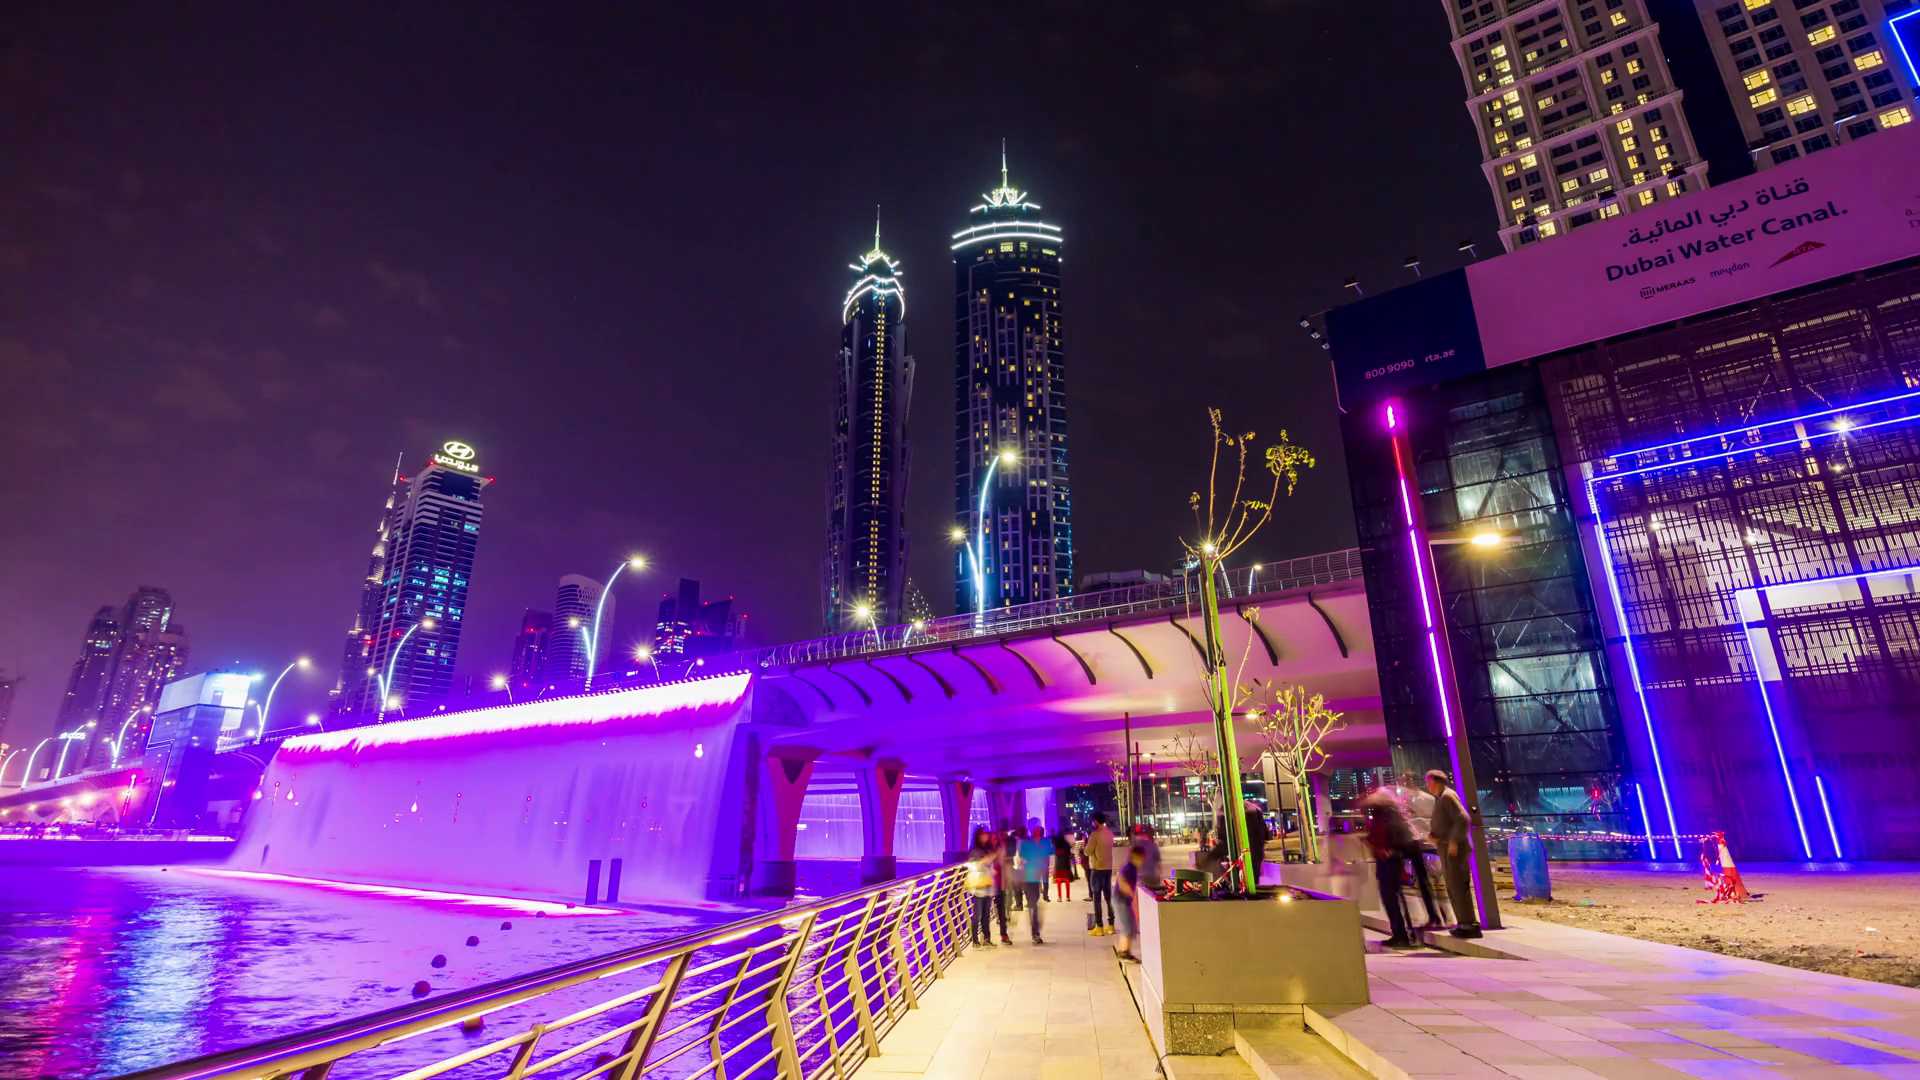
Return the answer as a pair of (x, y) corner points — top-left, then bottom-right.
(1508, 861), (1920, 987)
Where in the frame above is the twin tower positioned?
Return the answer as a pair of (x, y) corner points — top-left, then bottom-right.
(823, 148), (1074, 634)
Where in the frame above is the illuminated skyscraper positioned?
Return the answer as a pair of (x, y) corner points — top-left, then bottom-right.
(952, 144), (1072, 613)
(825, 214), (914, 632)
(335, 440), (490, 720)
(507, 609), (551, 692)
(1445, 0), (1722, 249)
(542, 574), (610, 687)
(57, 606), (121, 731)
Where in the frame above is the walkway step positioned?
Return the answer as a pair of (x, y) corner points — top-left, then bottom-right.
(1356, 914), (1520, 960)
(1303, 1003), (1491, 1080)
(1232, 1022), (1371, 1080)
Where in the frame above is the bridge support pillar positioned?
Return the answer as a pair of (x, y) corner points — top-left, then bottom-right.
(753, 750), (817, 897)
(986, 785), (1025, 832)
(855, 756), (906, 883)
(938, 776), (976, 864)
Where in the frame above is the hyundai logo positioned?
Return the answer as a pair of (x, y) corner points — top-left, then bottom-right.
(441, 440), (477, 461)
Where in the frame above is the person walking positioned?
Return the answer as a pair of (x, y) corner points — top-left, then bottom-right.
(1004, 822), (1025, 913)
(1397, 772), (1444, 927)
(1112, 844), (1146, 962)
(965, 828), (997, 947)
(1018, 824), (1051, 943)
(1426, 769), (1481, 939)
(993, 827), (1015, 944)
(1052, 831), (1076, 901)
(1132, 823), (1163, 891)
(1086, 813), (1115, 935)
(1361, 790), (1419, 948)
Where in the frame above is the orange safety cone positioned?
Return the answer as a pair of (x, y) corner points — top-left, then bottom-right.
(1716, 833), (1751, 902)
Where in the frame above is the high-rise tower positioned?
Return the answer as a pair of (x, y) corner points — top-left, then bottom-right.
(542, 575), (610, 687)
(952, 144), (1072, 614)
(335, 440), (490, 721)
(57, 606), (121, 731)
(825, 212), (914, 632)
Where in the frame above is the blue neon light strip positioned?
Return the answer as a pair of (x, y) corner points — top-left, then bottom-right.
(1816, 775), (1844, 859)
(1736, 622), (1813, 860)
(1587, 388), (1920, 863)
(1892, 10), (1920, 91)
(1634, 783), (1657, 860)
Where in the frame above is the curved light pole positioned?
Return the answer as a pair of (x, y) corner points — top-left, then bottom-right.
(376, 617), (436, 722)
(15, 737), (53, 788)
(110, 705), (154, 766)
(967, 448), (1020, 626)
(53, 724), (94, 780)
(852, 603), (882, 650)
(634, 645), (660, 681)
(585, 555), (648, 691)
(490, 673), (514, 703)
(0, 748), (21, 787)
(255, 656), (312, 742)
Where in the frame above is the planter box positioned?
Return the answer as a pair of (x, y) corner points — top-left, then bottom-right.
(1136, 887), (1369, 1055)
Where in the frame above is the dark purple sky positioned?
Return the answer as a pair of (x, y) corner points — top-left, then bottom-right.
(0, 2), (1492, 746)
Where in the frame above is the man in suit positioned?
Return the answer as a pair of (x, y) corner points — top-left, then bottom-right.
(1425, 769), (1481, 939)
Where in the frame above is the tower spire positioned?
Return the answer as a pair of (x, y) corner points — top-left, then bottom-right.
(874, 204), (882, 253)
(1000, 138), (1009, 190)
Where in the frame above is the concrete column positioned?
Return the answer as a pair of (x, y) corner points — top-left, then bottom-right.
(938, 776), (976, 863)
(753, 750), (817, 896)
(986, 786), (1024, 832)
(855, 756), (906, 883)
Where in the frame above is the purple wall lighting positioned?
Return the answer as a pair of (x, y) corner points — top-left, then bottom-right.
(1586, 387), (1920, 862)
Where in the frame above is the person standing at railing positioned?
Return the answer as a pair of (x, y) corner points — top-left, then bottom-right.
(1018, 822), (1051, 944)
(1085, 813), (1114, 936)
(966, 828), (998, 947)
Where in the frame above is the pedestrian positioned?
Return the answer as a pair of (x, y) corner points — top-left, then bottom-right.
(993, 827), (1015, 944)
(1052, 831), (1076, 901)
(1244, 800), (1272, 887)
(965, 827), (997, 947)
(1112, 844), (1146, 962)
(1018, 823), (1051, 943)
(1132, 823), (1162, 891)
(1086, 813), (1115, 936)
(1425, 769), (1481, 939)
(1003, 822), (1024, 913)
(1361, 790), (1419, 948)
(1396, 772), (1443, 926)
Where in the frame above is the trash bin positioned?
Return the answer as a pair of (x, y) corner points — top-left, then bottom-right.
(1509, 834), (1550, 902)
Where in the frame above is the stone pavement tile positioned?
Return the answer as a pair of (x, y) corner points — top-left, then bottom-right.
(1036, 1056), (1103, 1080)
(1491, 1020), (1585, 1041)
(1860, 1067), (1920, 1078)
(1559, 1057), (1698, 1079)
(1614, 1040), (1736, 1061)
(1666, 1026), (1771, 1049)
(1762, 1037), (1920, 1067)
(1649, 1060), (1786, 1078)
(1499, 1066), (1610, 1080)
(1433, 1030), (1572, 1066)
(1835, 1027), (1920, 1053)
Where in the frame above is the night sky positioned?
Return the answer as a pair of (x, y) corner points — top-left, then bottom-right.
(0, 2), (1494, 746)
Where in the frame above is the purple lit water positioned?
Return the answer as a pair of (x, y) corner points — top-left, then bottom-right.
(0, 865), (738, 1077)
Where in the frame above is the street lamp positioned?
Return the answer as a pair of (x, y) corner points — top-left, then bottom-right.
(305, 713), (323, 728)
(634, 645), (660, 680)
(111, 705), (154, 766)
(53, 724), (94, 779)
(14, 737), (54, 788)
(0, 748), (20, 787)
(491, 673), (513, 703)
(377, 617), (437, 721)
(255, 656), (312, 743)
(852, 602), (880, 649)
(968, 448), (1020, 624)
(584, 555), (648, 690)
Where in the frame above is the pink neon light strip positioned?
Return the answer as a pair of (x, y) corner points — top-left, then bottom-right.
(184, 868), (628, 915)
(282, 672), (751, 754)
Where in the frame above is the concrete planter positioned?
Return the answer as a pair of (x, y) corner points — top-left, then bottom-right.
(1136, 886), (1369, 1055)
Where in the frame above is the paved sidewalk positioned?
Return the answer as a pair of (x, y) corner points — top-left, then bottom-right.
(865, 904), (1162, 1080)
(1323, 915), (1920, 1078)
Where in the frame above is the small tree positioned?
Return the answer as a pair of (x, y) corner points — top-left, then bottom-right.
(1183, 409), (1315, 896)
(1101, 755), (1132, 830)
(1244, 680), (1346, 864)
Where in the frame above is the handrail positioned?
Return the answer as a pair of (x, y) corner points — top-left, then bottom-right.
(121, 865), (971, 1080)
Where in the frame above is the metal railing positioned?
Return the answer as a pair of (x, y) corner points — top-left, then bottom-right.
(126, 865), (971, 1080)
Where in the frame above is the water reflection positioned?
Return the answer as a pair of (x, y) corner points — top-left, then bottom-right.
(0, 866), (729, 1077)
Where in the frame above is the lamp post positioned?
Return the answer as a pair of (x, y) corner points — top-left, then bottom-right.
(255, 656), (312, 743)
(491, 673), (513, 703)
(15, 737), (53, 788)
(0, 748), (20, 787)
(111, 705), (154, 766)
(584, 555), (648, 690)
(376, 617), (436, 722)
(853, 602), (880, 650)
(967, 448), (1020, 625)
(634, 645), (660, 681)
(53, 724), (94, 780)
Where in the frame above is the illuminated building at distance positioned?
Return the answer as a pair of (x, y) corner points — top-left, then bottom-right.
(507, 609), (552, 692)
(655, 578), (746, 658)
(55, 587), (190, 773)
(1693, 0), (1915, 168)
(825, 215), (914, 632)
(334, 440), (490, 721)
(542, 574), (610, 687)
(952, 145), (1073, 613)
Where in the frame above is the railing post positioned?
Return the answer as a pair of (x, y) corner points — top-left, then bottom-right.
(506, 1023), (546, 1079)
(844, 894), (885, 1056)
(611, 953), (691, 1080)
(891, 886), (922, 1009)
(768, 911), (819, 1080)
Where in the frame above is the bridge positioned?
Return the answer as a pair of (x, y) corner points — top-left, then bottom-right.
(8, 548), (1383, 903)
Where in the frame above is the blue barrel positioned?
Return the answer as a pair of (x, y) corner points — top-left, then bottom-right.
(1509, 834), (1550, 902)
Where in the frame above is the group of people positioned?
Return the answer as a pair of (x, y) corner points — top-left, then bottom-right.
(962, 813), (1160, 961)
(1359, 769), (1482, 946)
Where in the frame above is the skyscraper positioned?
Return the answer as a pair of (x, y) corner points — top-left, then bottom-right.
(952, 144), (1073, 614)
(1445, 0), (1722, 248)
(825, 213), (914, 632)
(1692, 0), (1915, 168)
(56, 606), (121, 731)
(507, 609), (552, 691)
(0, 673), (18, 752)
(542, 575), (610, 687)
(335, 440), (491, 720)
(654, 578), (747, 658)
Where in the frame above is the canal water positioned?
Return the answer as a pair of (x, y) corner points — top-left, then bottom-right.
(0, 865), (740, 1077)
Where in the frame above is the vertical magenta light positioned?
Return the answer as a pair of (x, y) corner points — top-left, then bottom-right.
(1816, 774), (1843, 859)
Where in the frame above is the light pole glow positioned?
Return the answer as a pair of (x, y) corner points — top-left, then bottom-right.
(586, 556), (646, 690)
(256, 656), (312, 743)
(491, 673), (513, 703)
(377, 617), (436, 721)
(53, 727), (92, 780)
(972, 448), (1018, 624)
(110, 706), (152, 766)
(16, 738), (53, 788)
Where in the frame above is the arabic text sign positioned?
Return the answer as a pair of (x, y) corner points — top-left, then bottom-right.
(1466, 125), (1920, 369)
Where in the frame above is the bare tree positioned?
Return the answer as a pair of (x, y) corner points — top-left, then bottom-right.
(1244, 680), (1346, 864)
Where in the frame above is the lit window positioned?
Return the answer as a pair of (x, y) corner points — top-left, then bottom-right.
(1638, 189), (1655, 206)
(1650, 126), (1665, 139)
(1537, 94), (1555, 109)
(1883, 106), (1914, 128)
(1743, 0), (1769, 8)
(1495, 130), (1510, 144)
(1616, 118), (1634, 134)
(1655, 144), (1672, 159)
(1809, 25), (1836, 45)
(1666, 180), (1682, 196)
(1491, 43), (1508, 58)
(1632, 171), (1647, 183)
(1508, 105), (1524, 119)
(1743, 70), (1771, 90)
(1610, 10), (1627, 26)
(1516, 136), (1533, 149)
(1622, 135), (1638, 151)
(1600, 203), (1621, 218)
(1626, 59), (1642, 74)
(1504, 89), (1520, 103)
(1602, 69), (1616, 84)
(1511, 197), (1526, 210)
(1502, 162), (1517, 176)
(1588, 167), (1610, 182)
(1561, 177), (1580, 192)
(1786, 95), (1818, 115)
(1856, 51), (1884, 71)
(1540, 221), (1558, 237)
(1521, 152), (1538, 167)
(1627, 153), (1641, 168)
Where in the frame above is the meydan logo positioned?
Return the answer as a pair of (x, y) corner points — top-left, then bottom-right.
(433, 439), (480, 473)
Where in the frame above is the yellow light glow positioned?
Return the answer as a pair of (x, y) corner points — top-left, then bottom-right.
(997, 448), (1018, 466)
(628, 555), (648, 569)
(948, 526), (967, 543)
(635, 646), (653, 661)
(568, 617), (582, 628)
(490, 674), (508, 689)
(420, 617), (437, 630)
(1469, 531), (1506, 548)
(296, 656), (311, 668)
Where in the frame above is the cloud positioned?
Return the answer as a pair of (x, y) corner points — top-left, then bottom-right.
(149, 363), (247, 421)
(368, 260), (440, 313)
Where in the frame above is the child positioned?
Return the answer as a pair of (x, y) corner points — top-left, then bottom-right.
(1112, 845), (1147, 962)
(1052, 831), (1075, 901)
